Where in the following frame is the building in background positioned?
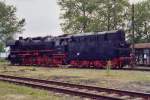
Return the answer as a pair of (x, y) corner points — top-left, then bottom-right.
(134, 43), (150, 66)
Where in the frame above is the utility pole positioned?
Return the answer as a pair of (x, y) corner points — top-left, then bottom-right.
(131, 4), (135, 68)
(113, 0), (117, 30)
(107, 0), (110, 31)
(82, 3), (86, 33)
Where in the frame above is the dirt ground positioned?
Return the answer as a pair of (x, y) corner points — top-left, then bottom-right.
(0, 63), (150, 94)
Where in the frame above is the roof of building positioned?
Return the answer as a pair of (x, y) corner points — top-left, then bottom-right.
(134, 43), (150, 49)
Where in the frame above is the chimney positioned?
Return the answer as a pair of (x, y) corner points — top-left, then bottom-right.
(19, 37), (23, 40)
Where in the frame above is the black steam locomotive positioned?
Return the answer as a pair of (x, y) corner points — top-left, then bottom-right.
(7, 30), (131, 68)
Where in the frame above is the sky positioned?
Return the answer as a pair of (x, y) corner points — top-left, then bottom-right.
(1, 0), (145, 38)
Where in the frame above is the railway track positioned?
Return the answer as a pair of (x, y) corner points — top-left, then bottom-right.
(0, 74), (149, 100)
(116, 68), (150, 72)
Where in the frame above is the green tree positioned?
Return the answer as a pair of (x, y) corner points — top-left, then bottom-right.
(0, 1), (25, 42)
(133, 0), (150, 43)
(58, 0), (97, 34)
(90, 0), (129, 31)
(58, 0), (129, 34)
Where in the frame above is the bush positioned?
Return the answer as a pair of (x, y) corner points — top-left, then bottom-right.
(0, 59), (6, 62)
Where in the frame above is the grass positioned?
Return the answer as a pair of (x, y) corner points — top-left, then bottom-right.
(0, 63), (150, 94)
(0, 81), (78, 100)
(0, 66), (149, 81)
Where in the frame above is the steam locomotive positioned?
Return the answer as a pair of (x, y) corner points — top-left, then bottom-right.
(7, 30), (131, 68)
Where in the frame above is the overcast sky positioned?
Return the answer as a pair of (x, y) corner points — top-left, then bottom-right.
(2, 0), (145, 38)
